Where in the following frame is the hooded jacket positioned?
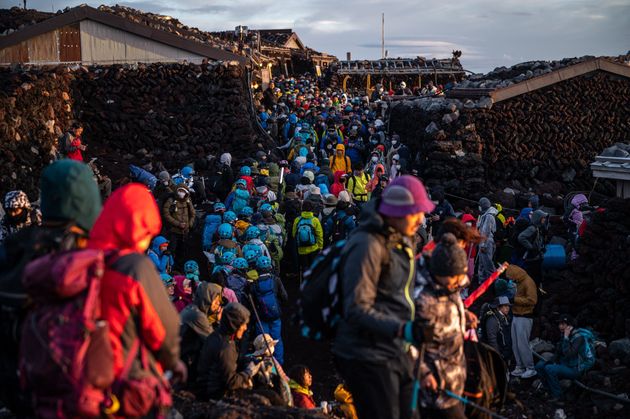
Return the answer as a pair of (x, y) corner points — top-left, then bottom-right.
(334, 385), (358, 419)
(346, 171), (371, 203)
(506, 265), (537, 316)
(292, 211), (323, 255)
(147, 236), (174, 275)
(365, 164), (385, 192)
(330, 170), (347, 197)
(415, 274), (466, 409)
(517, 209), (547, 259)
(88, 183), (180, 378)
(333, 199), (416, 362)
(330, 144), (352, 174)
(267, 163), (282, 194)
(163, 187), (195, 234)
(478, 206), (498, 249)
(196, 303), (252, 399)
(0, 192), (42, 244)
(226, 187), (250, 216)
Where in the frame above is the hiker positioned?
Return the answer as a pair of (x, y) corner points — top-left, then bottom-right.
(196, 302), (263, 400)
(334, 175), (435, 419)
(0, 190), (41, 245)
(346, 167), (371, 208)
(184, 259), (201, 283)
(480, 296), (514, 364)
(0, 160), (101, 416)
(252, 256), (288, 365)
(416, 233), (475, 419)
(58, 122), (86, 161)
(324, 201), (356, 246)
(180, 282), (224, 384)
(226, 179), (251, 215)
(289, 365), (316, 409)
(88, 183), (186, 415)
(248, 333), (292, 406)
(509, 208), (533, 268)
(292, 200), (324, 272)
(507, 265), (538, 379)
(330, 144), (352, 174)
(428, 187), (455, 235)
(517, 209), (548, 286)
(154, 170), (175, 209)
(535, 314), (595, 402)
(334, 384), (359, 419)
(202, 203), (226, 250)
(330, 170), (348, 197)
(147, 236), (174, 275)
(477, 197), (498, 282)
(163, 185), (195, 266)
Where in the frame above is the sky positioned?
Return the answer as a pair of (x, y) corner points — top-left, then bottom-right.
(15, 0), (630, 73)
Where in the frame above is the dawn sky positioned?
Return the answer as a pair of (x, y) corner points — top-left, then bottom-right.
(13, 0), (630, 72)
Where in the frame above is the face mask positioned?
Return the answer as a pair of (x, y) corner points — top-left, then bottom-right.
(392, 140), (398, 146)
(327, 144), (332, 150)
(395, 164), (401, 170)
(177, 191), (186, 199)
(478, 206), (483, 212)
(371, 156), (378, 162)
(163, 180), (169, 186)
(465, 222), (473, 228)
(371, 139), (378, 145)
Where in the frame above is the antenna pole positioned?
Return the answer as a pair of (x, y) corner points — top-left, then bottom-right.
(381, 13), (385, 59)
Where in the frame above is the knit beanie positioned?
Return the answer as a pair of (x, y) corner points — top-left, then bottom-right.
(430, 233), (468, 277)
(40, 160), (102, 231)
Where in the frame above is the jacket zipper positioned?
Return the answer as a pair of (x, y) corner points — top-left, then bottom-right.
(403, 246), (415, 320)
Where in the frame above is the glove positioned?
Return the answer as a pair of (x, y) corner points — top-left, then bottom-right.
(244, 361), (262, 378)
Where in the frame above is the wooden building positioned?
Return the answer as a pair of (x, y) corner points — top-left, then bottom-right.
(0, 5), (245, 65)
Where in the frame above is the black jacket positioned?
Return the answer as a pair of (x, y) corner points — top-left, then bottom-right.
(481, 309), (513, 362)
(333, 199), (416, 362)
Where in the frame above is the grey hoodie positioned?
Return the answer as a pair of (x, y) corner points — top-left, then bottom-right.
(518, 209), (548, 259)
(478, 206), (498, 248)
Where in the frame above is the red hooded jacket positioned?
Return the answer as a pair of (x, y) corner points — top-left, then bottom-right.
(330, 170), (346, 197)
(89, 183), (180, 377)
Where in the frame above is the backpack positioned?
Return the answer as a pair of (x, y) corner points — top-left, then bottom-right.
(296, 217), (317, 247)
(298, 240), (347, 340)
(252, 274), (281, 321)
(463, 340), (508, 419)
(19, 249), (115, 418)
(331, 214), (351, 244)
(509, 218), (530, 249)
(56, 133), (68, 156)
(573, 328), (596, 373)
(493, 213), (509, 242)
(226, 273), (248, 303)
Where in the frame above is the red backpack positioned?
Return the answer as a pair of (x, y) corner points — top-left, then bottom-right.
(19, 249), (115, 418)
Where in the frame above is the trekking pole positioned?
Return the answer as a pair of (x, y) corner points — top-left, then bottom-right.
(246, 293), (287, 385)
(464, 262), (509, 308)
(441, 389), (509, 419)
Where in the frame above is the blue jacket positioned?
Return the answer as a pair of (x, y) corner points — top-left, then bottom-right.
(225, 189), (250, 215)
(203, 214), (223, 250)
(147, 236), (174, 274)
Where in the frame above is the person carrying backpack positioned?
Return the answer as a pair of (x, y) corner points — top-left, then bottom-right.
(479, 296), (514, 365)
(147, 235), (174, 275)
(346, 167), (371, 208)
(517, 209), (548, 286)
(333, 176), (435, 419)
(202, 203), (226, 251)
(88, 183), (187, 416)
(4, 160), (102, 417)
(57, 122), (86, 161)
(324, 201), (356, 247)
(292, 200), (323, 272)
(477, 197), (498, 282)
(180, 282), (224, 386)
(251, 256), (288, 365)
(535, 315), (596, 403)
(509, 208), (533, 268)
(330, 144), (352, 174)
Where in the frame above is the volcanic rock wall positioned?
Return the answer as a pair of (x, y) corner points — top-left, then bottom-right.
(0, 62), (269, 200)
(390, 71), (630, 202)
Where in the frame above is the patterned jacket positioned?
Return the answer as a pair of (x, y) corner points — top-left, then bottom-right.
(415, 275), (467, 409)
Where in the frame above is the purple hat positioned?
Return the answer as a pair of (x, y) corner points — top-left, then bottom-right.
(378, 175), (435, 217)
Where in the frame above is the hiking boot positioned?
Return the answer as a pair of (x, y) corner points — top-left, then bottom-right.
(521, 368), (537, 379)
(511, 367), (525, 377)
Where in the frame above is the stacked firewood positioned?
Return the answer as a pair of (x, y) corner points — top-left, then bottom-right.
(390, 71), (629, 200)
(0, 62), (269, 199)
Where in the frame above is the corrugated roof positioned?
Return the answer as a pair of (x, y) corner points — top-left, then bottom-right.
(0, 5), (246, 64)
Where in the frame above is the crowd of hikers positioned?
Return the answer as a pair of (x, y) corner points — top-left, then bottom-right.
(0, 73), (600, 418)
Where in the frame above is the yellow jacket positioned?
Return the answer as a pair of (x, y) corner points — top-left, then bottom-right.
(292, 211), (323, 255)
(330, 144), (352, 174)
(507, 265), (538, 316)
(334, 384), (358, 419)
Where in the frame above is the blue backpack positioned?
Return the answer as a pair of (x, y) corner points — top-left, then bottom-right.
(226, 273), (248, 303)
(252, 274), (281, 321)
(574, 328), (596, 373)
(296, 217), (317, 247)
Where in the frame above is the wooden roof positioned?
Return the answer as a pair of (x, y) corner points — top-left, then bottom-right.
(0, 5), (246, 64)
